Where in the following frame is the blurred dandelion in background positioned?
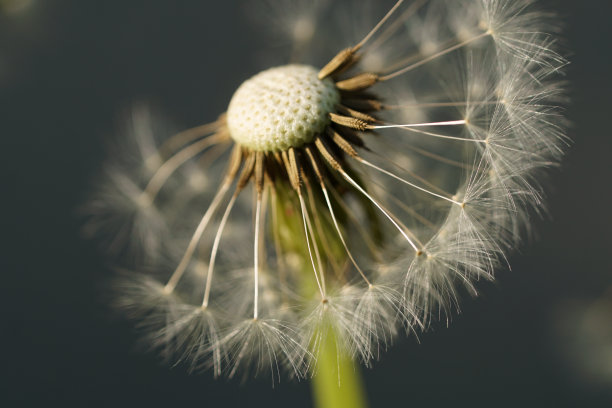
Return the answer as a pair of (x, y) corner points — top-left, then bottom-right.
(84, 0), (567, 404)
(0, 0), (34, 15)
(555, 287), (612, 389)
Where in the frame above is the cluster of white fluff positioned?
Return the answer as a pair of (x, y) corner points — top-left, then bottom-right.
(86, 0), (567, 381)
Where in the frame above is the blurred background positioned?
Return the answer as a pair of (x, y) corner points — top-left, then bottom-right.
(1, 0), (611, 406)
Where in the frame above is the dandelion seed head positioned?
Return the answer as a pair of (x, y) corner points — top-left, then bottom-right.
(85, 0), (569, 381)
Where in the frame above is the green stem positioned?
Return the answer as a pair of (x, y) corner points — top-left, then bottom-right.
(311, 330), (368, 408)
(272, 184), (368, 408)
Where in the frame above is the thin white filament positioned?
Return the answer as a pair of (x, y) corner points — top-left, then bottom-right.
(253, 194), (262, 320)
(381, 31), (490, 81)
(367, 0), (429, 52)
(386, 100), (497, 109)
(373, 120), (467, 129)
(302, 192), (326, 291)
(321, 183), (372, 286)
(327, 184), (382, 261)
(339, 170), (420, 252)
(306, 184), (341, 274)
(298, 193), (326, 298)
(142, 134), (226, 204)
(355, 0), (405, 50)
(141, 133), (227, 204)
(396, 125), (487, 143)
(270, 190), (289, 305)
(356, 157), (462, 206)
(202, 193), (238, 308)
(158, 120), (221, 157)
(258, 188), (269, 269)
(164, 181), (231, 293)
(402, 143), (473, 169)
(228, 335), (250, 379)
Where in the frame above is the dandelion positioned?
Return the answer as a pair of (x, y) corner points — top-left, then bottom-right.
(85, 0), (567, 402)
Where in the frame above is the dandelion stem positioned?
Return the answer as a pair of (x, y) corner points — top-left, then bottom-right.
(311, 328), (368, 408)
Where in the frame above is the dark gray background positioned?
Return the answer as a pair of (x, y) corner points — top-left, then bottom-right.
(1, 0), (611, 407)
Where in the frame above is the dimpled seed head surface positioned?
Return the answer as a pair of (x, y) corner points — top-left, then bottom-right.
(227, 65), (340, 152)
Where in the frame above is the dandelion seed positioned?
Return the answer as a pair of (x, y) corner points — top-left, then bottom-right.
(85, 0), (568, 383)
